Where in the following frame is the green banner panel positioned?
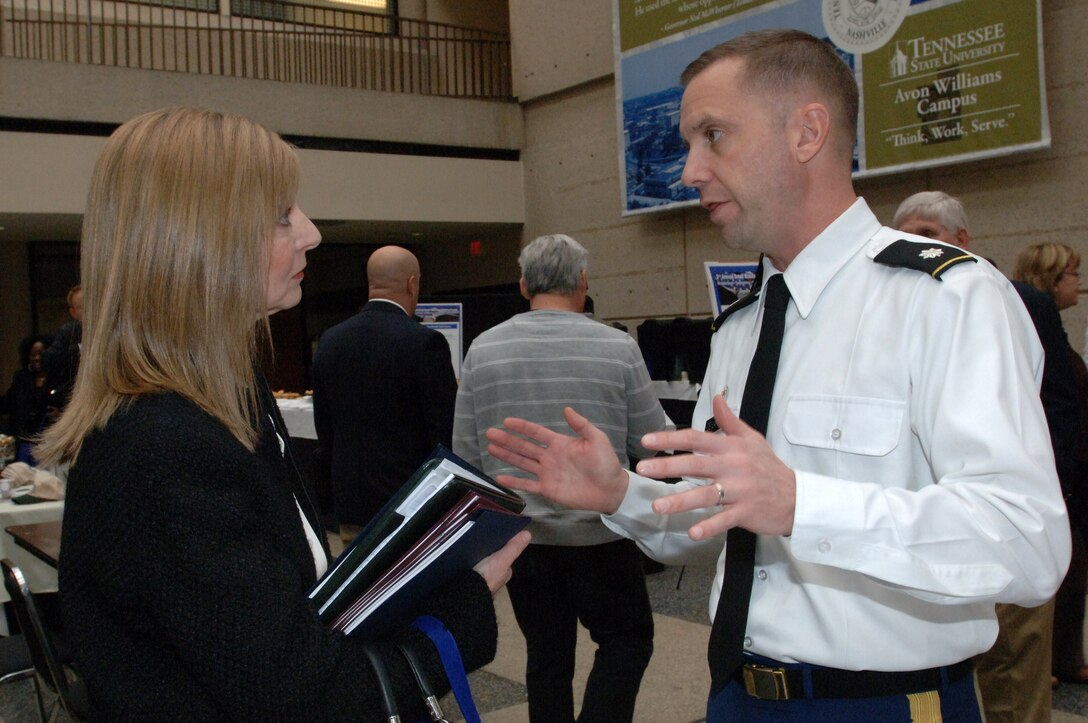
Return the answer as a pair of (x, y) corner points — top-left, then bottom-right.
(614, 0), (1049, 213)
(860, 1), (1044, 173)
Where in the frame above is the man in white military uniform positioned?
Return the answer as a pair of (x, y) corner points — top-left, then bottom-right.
(485, 29), (1069, 722)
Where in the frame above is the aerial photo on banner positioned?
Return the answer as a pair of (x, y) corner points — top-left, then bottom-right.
(614, 0), (1049, 215)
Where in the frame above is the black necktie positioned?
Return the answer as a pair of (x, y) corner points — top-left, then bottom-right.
(707, 272), (791, 694)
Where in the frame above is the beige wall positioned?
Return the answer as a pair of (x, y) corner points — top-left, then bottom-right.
(508, 0), (1088, 355)
(0, 52), (526, 382)
(509, 1), (612, 102)
(0, 125), (525, 230)
(0, 132), (524, 224)
(0, 57), (526, 225)
(0, 58), (522, 149)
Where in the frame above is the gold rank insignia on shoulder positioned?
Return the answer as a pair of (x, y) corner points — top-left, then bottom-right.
(874, 239), (977, 280)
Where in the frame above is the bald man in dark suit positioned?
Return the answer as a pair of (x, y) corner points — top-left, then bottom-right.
(313, 246), (457, 541)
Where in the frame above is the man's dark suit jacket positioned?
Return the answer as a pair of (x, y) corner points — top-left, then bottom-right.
(43, 319), (81, 410)
(312, 300), (458, 527)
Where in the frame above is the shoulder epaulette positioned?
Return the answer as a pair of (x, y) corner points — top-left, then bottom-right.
(710, 257), (765, 332)
(873, 239), (976, 280)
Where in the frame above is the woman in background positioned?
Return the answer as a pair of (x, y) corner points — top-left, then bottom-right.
(1, 333), (54, 463)
(1014, 242), (1087, 685)
(35, 106), (528, 720)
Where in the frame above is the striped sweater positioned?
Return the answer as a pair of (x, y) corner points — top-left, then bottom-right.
(453, 310), (666, 546)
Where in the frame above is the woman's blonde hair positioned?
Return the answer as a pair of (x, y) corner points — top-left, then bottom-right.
(36, 107), (299, 465)
(1013, 243), (1081, 302)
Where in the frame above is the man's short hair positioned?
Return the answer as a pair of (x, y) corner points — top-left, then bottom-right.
(66, 284), (82, 308)
(679, 29), (859, 155)
(892, 191), (969, 234)
(519, 234), (589, 297)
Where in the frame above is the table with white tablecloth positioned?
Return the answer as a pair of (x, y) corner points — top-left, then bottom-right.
(275, 396), (334, 522)
(650, 380), (700, 402)
(276, 396), (316, 440)
(651, 380), (700, 429)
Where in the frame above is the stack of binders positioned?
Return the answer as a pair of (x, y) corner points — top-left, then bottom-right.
(309, 445), (529, 636)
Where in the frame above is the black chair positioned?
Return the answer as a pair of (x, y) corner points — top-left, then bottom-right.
(0, 630), (36, 697)
(1, 560), (87, 722)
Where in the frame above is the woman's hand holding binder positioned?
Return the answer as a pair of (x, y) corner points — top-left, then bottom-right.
(474, 529), (531, 594)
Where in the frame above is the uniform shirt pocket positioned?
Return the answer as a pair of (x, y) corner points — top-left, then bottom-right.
(782, 395), (904, 457)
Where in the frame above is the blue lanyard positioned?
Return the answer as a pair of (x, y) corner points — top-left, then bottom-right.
(412, 615), (481, 723)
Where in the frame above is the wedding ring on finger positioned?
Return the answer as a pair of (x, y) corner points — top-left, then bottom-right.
(713, 483), (725, 507)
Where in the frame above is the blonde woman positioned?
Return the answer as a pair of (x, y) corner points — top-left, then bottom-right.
(37, 107), (528, 720)
(1014, 242), (1088, 685)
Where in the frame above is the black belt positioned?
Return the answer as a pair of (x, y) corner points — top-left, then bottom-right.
(735, 658), (974, 701)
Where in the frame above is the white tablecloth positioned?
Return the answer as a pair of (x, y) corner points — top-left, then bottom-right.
(0, 498), (64, 605)
(651, 380), (700, 401)
(277, 396), (316, 440)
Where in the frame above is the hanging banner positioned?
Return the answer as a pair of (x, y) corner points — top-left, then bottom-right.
(704, 261), (759, 316)
(416, 302), (464, 380)
(614, 0), (1049, 215)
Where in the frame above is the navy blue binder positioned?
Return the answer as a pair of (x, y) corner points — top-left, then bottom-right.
(309, 445), (528, 635)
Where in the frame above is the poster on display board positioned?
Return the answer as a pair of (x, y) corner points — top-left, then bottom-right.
(614, 0), (1049, 215)
(416, 302), (464, 381)
(704, 261), (759, 317)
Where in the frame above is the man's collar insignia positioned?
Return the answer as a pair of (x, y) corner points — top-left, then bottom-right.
(919, 248), (944, 260)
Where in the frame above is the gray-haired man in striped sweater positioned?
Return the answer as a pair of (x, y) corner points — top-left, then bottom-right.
(453, 233), (667, 722)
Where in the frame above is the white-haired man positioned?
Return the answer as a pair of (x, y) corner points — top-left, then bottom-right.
(892, 190), (971, 249)
(453, 233), (666, 722)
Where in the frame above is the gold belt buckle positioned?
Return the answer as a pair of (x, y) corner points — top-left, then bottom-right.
(742, 663), (791, 700)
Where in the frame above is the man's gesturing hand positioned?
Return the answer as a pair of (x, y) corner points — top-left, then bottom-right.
(634, 395), (796, 540)
(485, 407), (629, 515)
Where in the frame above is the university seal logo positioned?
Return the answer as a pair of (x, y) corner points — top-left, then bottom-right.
(823, 0), (909, 55)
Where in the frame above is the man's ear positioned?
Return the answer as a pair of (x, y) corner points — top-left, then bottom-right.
(955, 228), (971, 250)
(519, 278), (530, 301)
(794, 103), (831, 164)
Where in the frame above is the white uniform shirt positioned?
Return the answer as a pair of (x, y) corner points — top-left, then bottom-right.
(604, 198), (1070, 672)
